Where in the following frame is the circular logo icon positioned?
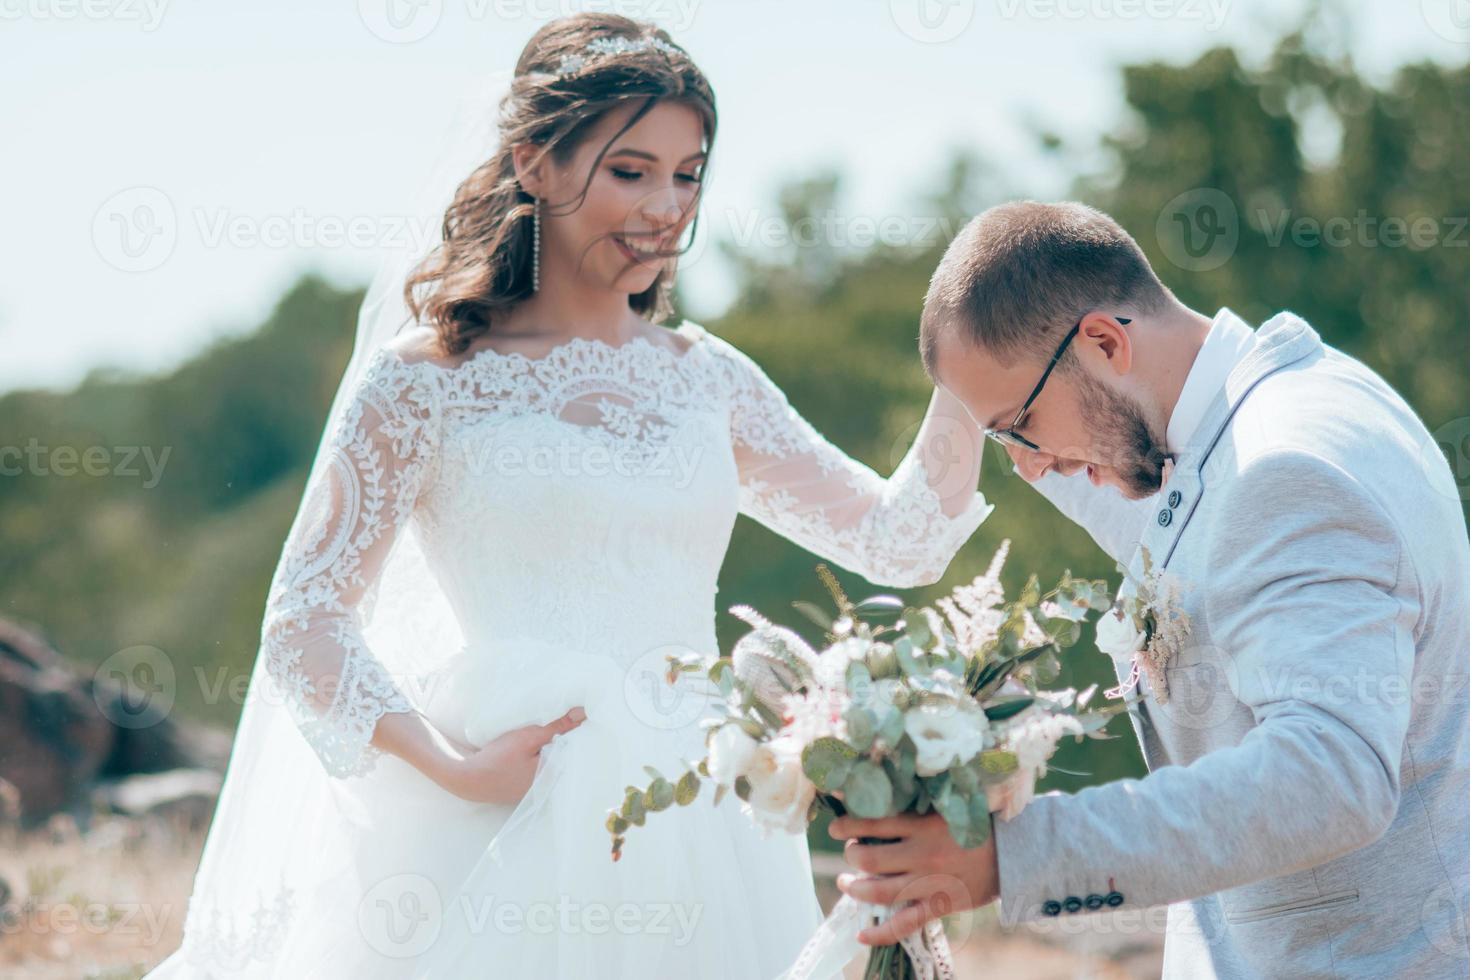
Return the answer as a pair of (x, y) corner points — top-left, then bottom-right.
(94, 645), (176, 729)
(92, 186), (177, 273)
(1148, 642), (1241, 734)
(358, 872), (443, 958)
(1421, 875), (1470, 958)
(886, 415), (984, 500)
(889, 0), (976, 43)
(1422, 0), (1470, 44)
(358, 0), (443, 44)
(1155, 187), (1239, 272)
(886, 872), (979, 953)
(623, 643), (718, 732)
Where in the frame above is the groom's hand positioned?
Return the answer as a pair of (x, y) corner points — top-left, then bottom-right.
(828, 811), (999, 946)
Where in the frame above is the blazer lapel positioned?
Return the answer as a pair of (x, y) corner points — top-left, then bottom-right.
(1129, 312), (1324, 576)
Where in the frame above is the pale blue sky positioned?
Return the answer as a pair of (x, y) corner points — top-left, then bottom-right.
(4, 0), (1465, 392)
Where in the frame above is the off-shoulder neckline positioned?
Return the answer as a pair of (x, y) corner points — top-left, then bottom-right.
(395, 319), (711, 375)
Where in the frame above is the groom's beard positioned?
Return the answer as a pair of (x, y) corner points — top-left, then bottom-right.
(1075, 373), (1171, 499)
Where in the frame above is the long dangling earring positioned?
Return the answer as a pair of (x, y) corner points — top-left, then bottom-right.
(531, 196), (541, 293)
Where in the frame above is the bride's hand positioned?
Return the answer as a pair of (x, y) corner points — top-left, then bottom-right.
(436, 707), (588, 805)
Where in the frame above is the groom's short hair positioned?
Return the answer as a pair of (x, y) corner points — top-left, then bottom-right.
(920, 201), (1171, 373)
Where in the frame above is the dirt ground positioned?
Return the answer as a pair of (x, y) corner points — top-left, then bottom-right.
(0, 815), (1163, 979)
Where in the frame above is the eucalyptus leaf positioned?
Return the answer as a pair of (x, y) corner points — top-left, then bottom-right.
(1045, 618), (1083, 648)
(959, 793), (993, 848)
(883, 756), (918, 811)
(843, 759), (894, 818)
(843, 706), (877, 753)
(877, 706), (906, 747)
(623, 791), (646, 826)
(934, 784), (972, 844)
(802, 737), (858, 792)
(894, 636), (925, 676)
(646, 778), (675, 812)
(1020, 574), (1041, 608)
(1035, 648), (1062, 683)
(951, 763), (979, 796)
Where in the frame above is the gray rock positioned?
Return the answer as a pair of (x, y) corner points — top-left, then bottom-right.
(0, 617), (210, 827)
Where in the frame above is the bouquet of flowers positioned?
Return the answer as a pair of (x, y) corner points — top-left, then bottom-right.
(605, 542), (1123, 979)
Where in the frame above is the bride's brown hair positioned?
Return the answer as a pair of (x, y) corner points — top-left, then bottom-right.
(404, 14), (717, 358)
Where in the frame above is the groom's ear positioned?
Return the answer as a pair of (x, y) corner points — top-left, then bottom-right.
(1077, 312), (1134, 376)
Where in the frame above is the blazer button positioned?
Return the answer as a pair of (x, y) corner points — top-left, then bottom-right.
(1167, 489), (1182, 508)
(1084, 893), (1105, 910)
(1063, 896), (1083, 913)
(1105, 891), (1124, 907)
(1157, 508), (1173, 527)
(1042, 900), (1063, 917)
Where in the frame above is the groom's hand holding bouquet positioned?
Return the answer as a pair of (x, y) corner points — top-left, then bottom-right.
(608, 542), (1120, 979)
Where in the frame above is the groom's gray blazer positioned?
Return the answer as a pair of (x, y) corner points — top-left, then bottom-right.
(992, 310), (1470, 978)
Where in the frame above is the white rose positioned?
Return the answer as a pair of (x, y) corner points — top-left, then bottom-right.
(903, 702), (986, 776)
(1095, 607), (1145, 660)
(743, 739), (816, 835)
(707, 724), (760, 787)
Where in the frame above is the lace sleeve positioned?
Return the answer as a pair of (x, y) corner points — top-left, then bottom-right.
(711, 333), (993, 588)
(260, 345), (442, 778)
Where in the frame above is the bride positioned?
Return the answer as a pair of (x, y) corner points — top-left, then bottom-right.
(149, 14), (991, 978)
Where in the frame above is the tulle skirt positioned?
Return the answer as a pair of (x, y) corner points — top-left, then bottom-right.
(233, 639), (832, 978)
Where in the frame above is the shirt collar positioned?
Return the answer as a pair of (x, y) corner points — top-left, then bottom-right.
(1165, 307), (1258, 454)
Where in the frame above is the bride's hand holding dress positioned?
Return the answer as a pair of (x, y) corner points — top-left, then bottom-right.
(425, 705), (587, 805)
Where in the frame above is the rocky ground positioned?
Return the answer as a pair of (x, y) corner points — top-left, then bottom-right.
(0, 815), (1162, 979)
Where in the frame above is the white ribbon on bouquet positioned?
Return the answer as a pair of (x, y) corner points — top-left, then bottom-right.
(779, 894), (957, 980)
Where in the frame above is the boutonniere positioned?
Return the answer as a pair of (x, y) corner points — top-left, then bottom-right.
(1095, 547), (1192, 705)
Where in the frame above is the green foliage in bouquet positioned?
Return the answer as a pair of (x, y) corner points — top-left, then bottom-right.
(609, 542), (1123, 862)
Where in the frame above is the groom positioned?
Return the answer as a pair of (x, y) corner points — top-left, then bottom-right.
(829, 201), (1470, 977)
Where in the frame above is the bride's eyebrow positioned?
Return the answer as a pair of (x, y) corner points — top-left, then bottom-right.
(606, 148), (707, 165)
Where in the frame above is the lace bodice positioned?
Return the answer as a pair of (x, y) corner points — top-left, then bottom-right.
(260, 320), (992, 779)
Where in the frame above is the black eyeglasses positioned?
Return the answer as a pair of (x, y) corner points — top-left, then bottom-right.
(985, 316), (1132, 452)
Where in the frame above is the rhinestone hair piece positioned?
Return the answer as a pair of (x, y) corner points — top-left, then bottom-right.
(555, 35), (682, 76)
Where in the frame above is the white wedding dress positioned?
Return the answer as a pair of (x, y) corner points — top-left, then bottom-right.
(150, 318), (990, 979)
